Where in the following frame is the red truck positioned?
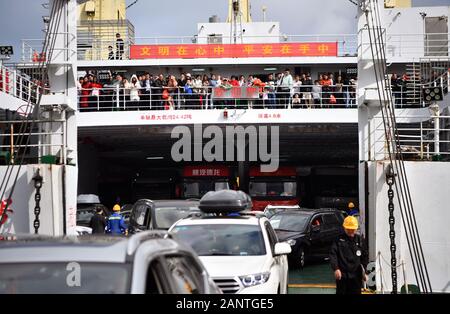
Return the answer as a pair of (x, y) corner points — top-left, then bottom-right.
(248, 166), (300, 211)
(178, 165), (234, 199)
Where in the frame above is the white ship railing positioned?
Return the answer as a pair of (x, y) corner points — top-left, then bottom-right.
(75, 84), (432, 112)
(21, 32), (450, 62)
(0, 64), (45, 105)
(76, 85), (359, 111)
(20, 32), (77, 63)
(22, 34), (359, 62)
(373, 115), (450, 161)
(358, 30), (449, 59)
(0, 119), (67, 166)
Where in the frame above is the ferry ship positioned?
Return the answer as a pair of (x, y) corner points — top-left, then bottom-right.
(0, 0), (449, 294)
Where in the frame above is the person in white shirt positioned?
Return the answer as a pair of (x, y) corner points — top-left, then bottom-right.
(239, 75), (246, 87)
(291, 75), (302, 107)
(264, 73), (277, 109)
(311, 80), (322, 108)
(247, 75), (254, 87)
(277, 69), (293, 108)
(129, 75), (141, 109)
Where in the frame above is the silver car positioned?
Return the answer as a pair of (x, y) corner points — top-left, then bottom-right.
(0, 231), (220, 294)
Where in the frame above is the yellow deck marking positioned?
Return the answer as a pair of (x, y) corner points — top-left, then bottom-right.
(288, 284), (336, 289)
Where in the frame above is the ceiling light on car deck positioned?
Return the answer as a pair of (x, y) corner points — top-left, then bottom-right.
(146, 156), (164, 160)
(198, 190), (253, 214)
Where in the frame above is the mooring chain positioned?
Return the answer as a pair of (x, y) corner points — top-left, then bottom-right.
(32, 170), (43, 234)
(386, 166), (398, 294)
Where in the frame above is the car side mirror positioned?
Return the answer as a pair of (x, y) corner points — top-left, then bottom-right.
(274, 242), (292, 256)
(311, 225), (321, 233)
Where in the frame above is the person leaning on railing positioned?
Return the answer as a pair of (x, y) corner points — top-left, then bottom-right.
(311, 80), (322, 108)
(201, 78), (211, 110)
(121, 77), (131, 109)
(334, 75), (344, 105)
(301, 73), (313, 107)
(391, 73), (402, 105)
(90, 76), (103, 111)
(320, 74), (333, 106)
(164, 75), (178, 110)
(291, 75), (302, 109)
(141, 73), (153, 107)
(252, 76), (266, 109)
(153, 74), (166, 109)
(108, 46), (115, 60)
(264, 74), (277, 109)
(80, 76), (92, 110)
(129, 75), (142, 110)
(348, 78), (357, 107)
(115, 33), (124, 60)
(183, 78), (195, 109)
(277, 69), (293, 108)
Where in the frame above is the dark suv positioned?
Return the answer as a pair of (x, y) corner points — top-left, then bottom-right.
(129, 199), (200, 233)
(269, 209), (345, 268)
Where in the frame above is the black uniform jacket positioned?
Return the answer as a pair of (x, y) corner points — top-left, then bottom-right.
(329, 234), (368, 279)
(89, 213), (106, 234)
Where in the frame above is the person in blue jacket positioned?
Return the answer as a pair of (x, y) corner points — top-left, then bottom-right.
(347, 202), (359, 216)
(106, 204), (128, 235)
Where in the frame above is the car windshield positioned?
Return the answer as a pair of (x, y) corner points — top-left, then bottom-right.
(0, 263), (130, 294)
(249, 181), (297, 197)
(270, 213), (310, 232)
(183, 180), (229, 198)
(171, 224), (266, 256)
(154, 206), (198, 229)
(265, 207), (296, 219)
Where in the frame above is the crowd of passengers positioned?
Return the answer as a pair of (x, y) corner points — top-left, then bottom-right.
(77, 69), (359, 111)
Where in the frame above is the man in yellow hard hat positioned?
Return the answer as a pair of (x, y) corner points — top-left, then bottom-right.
(106, 204), (127, 236)
(329, 216), (368, 294)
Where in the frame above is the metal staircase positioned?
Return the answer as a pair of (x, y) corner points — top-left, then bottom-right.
(397, 58), (450, 160)
(405, 62), (422, 105)
(405, 59), (450, 106)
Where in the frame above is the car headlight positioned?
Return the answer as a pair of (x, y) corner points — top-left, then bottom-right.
(287, 239), (296, 246)
(239, 272), (271, 287)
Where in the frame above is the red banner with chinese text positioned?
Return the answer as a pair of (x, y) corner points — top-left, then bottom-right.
(130, 42), (338, 59)
(212, 86), (260, 99)
(183, 166), (230, 177)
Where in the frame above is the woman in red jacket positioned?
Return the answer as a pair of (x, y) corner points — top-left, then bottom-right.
(80, 76), (92, 109)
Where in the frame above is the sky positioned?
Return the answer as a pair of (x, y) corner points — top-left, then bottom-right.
(0, 0), (449, 61)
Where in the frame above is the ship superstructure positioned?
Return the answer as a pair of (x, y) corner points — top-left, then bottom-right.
(0, 0), (449, 293)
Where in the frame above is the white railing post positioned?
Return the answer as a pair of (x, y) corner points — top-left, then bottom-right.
(116, 85), (120, 110)
(149, 87), (152, 110)
(420, 122), (424, 160)
(430, 103), (440, 157)
(28, 83), (32, 103)
(400, 85), (403, 108)
(21, 41), (25, 62)
(435, 112), (440, 157)
(12, 70), (17, 97)
(60, 117), (66, 165)
(19, 76), (23, 100)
